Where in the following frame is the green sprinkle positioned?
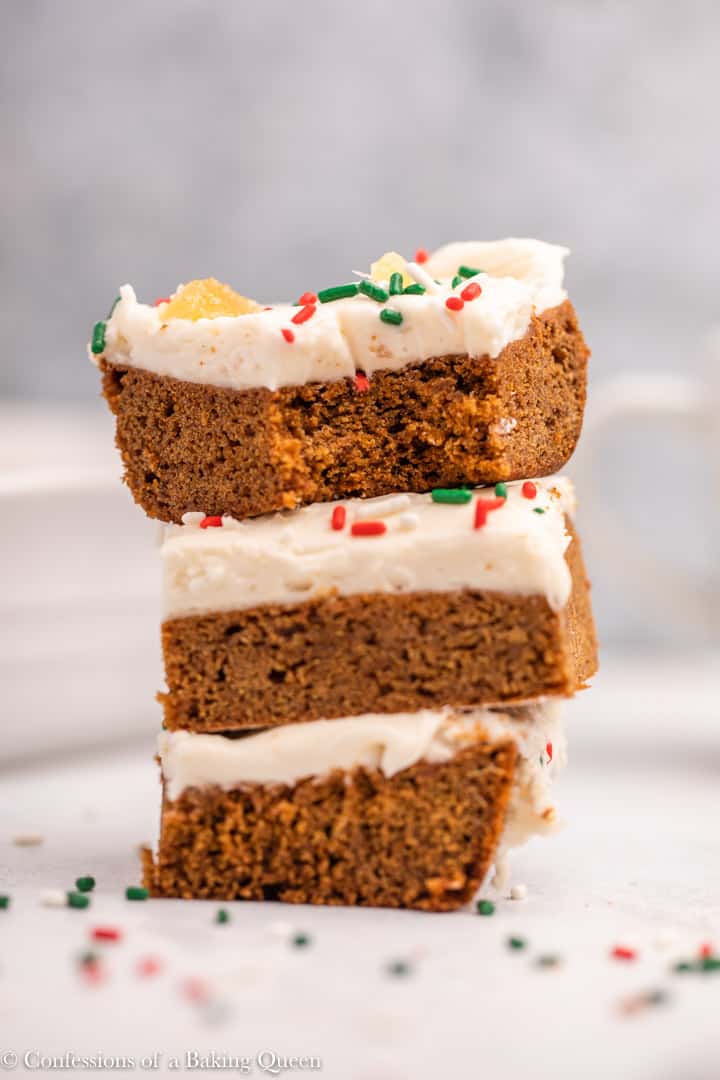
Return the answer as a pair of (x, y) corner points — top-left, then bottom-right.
(67, 892), (90, 909)
(386, 959), (412, 977)
(106, 296), (121, 319)
(359, 279), (389, 303)
(75, 876), (95, 893)
(533, 507), (546, 514)
(476, 899), (495, 916)
(451, 274), (463, 288)
(536, 954), (561, 968)
(215, 908), (230, 925)
(0, 895), (10, 910)
(673, 961), (694, 974)
(458, 265), (483, 279)
(389, 272), (404, 295)
(494, 482), (508, 499)
(125, 886), (149, 901)
(317, 283), (359, 303)
(402, 283), (426, 295)
(508, 936), (526, 951)
(701, 956), (720, 972)
(291, 932), (312, 948)
(91, 321), (106, 355)
(431, 488), (472, 505)
(379, 308), (403, 326)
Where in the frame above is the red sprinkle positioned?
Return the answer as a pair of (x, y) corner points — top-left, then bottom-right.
(522, 481), (537, 500)
(281, 327), (295, 343)
(297, 291), (317, 306)
(611, 946), (637, 961)
(81, 962), (106, 985)
(153, 297), (170, 306)
(351, 521), (387, 537)
(474, 497), (505, 530)
(291, 303), (316, 326)
(699, 943), (714, 958)
(331, 506), (346, 531)
(263, 305), (274, 311)
(461, 282), (482, 301)
(446, 296), (464, 312)
(181, 976), (209, 1003)
(91, 926), (122, 943)
(137, 955), (162, 977)
(546, 742), (553, 762)
(414, 248), (429, 264)
(354, 373), (370, 392)
(200, 516), (223, 529)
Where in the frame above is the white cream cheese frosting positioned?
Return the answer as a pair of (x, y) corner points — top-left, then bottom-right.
(161, 476), (576, 619)
(158, 701), (566, 855)
(93, 239), (568, 392)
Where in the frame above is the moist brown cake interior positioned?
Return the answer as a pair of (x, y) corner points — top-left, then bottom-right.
(142, 741), (517, 911)
(159, 521), (597, 732)
(100, 301), (588, 523)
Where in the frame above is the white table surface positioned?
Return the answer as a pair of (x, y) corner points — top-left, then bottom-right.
(2, 654), (720, 1080)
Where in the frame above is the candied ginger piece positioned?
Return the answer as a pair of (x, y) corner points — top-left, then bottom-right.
(370, 252), (414, 288)
(162, 279), (260, 320)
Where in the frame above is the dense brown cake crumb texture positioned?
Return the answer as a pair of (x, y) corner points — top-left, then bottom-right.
(159, 521), (597, 732)
(100, 301), (589, 522)
(142, 742), (517, 911)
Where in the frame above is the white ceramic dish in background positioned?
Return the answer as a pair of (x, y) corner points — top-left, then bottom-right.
(0, 405), (161, 762)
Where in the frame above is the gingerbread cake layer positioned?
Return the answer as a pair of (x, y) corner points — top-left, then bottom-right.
(159, 479), (597, 731)
(92, 240), (589, 522)
(144, 703), (565, 910)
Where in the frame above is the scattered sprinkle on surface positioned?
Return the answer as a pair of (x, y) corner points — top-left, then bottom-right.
(536, 954), (562, 968)
(67, 891), (90, 909)
(13, 833), (44, 847)
(611, 945), (637, 961)
(91, 926), (122, 942)
(385, 959), (412, 977)
(431, 487), (472, 504)
(0, 895), (10, 909)
(510, 883), (528, 901)
(75, 876), (96, 893)
(40, 889), (67, 908)
(125, 886), (149, 901)
(508, 937), (527, 951)
(476, 899), (495, 916)
(215, 908), (230, 925)
(291, 932), (312, 949)
(136, 956), (162, 977)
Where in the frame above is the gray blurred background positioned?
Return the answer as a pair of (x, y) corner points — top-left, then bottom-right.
(2, 0), (718, 654)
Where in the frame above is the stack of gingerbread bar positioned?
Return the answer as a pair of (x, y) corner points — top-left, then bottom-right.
(90, 239), (597, 911)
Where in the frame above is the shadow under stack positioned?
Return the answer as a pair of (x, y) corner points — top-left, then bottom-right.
(89, 239), (598, 911)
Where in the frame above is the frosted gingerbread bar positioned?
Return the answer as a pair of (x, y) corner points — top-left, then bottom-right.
(159, 477), (597, 732)
(91, 240), (589, 523)
(143, 701), (565, 911)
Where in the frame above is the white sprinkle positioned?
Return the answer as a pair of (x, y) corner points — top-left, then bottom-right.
(354, 494), (411, 520)
(181, 512), (205, 526)
(405, 261), (444, 294)
(510, 883), (528, 901)
(13, 833), (44, 847)
(397, 512), (420, 531)
(351, 270), (372, 280)
(40, 889), (67, 908)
